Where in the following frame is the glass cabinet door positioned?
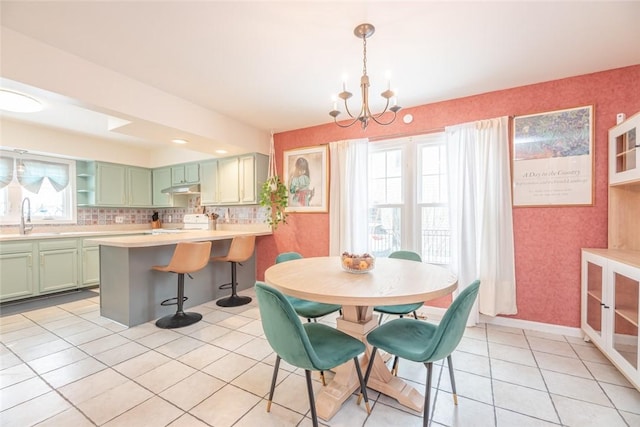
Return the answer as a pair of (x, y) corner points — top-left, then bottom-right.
(612, 267), (639, 369)
(586, 260), (604, 340)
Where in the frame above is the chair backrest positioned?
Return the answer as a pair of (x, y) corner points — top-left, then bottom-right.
(420, 280), (480, 362)
(167, 241), (212, 273)
(225, 235), (256, 262)
(255, 282), (320, 371)
(275, 251), (303, 264)
(389, 250), (422, 262)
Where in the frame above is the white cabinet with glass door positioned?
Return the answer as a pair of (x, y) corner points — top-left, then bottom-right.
(610, 112), (640, 185)
(581, 249), (640, 389)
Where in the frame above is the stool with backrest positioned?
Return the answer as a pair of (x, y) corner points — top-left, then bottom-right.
(255, 282), (370, 427)
(373, 250), (426, 374)
(364, 280), (481, 427)
(152, 241), (212, 329)
(211, 235), (256, 307)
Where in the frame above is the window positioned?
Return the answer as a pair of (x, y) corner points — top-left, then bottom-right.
(367, 133), (450, 264)
(0, 151), (76, 224)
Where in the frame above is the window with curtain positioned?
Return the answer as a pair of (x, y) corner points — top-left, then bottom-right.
(367, 133), (450, 264)
(0, 151), (76, 224)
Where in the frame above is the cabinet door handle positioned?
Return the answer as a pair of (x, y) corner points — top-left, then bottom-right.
(40, 254), (44, 266)
(603, 305), (610, 309)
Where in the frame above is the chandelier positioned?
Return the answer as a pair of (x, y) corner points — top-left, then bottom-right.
(329, 23), (401, 130)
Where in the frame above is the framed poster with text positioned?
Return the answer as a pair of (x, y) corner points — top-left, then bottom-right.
(512, 105), (594, 207)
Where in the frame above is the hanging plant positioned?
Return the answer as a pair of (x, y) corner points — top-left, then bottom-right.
(260, 175), (288, 229)
(259, 132), (289, 229)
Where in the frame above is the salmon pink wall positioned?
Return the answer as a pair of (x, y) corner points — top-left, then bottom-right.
(256, 64), (640, 328)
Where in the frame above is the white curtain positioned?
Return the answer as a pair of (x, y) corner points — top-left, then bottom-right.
(446, 116), (516, 323)
(329, 138), (369, 256)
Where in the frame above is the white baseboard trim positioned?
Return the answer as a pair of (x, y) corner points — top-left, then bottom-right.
(418, 306), (583, 338)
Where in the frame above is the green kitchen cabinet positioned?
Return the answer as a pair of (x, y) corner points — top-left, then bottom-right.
(171, 162), (200, 185)
(96, 162), (127, 206)
(81, 238), (100, 287)
(127, 166), (152, 207)
(200, 160), (219, 205)
(152, 167), (172, 206)
(0, 242), (35, 302)
(38, 239), (78, 294)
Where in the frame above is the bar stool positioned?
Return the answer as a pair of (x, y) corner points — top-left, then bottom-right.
(152, 241), (212, 329)
(211, 235), (256, 307)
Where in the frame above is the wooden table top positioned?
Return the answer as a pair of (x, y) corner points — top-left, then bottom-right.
(264, 256), (458, 306)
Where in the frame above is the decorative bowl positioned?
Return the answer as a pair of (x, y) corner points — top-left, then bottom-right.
(341, 252), (375, 273)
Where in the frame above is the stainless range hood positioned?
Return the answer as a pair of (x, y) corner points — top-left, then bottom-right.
(161, 184), (200, 194)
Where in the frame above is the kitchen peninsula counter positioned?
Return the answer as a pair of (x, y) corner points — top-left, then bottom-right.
(90, 227), (271, 327)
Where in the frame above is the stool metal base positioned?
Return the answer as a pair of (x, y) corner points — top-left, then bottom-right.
(155, 312), (203, 329)
(216, 295), (252, 307)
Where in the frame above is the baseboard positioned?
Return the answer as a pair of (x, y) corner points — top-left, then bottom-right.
(417, 306), (583, 338)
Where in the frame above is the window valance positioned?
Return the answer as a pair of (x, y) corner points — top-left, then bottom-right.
(17, 159), (70, 193)
(0, 156), (13, 189)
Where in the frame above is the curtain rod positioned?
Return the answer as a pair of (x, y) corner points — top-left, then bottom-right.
(368, 127), (445, 142)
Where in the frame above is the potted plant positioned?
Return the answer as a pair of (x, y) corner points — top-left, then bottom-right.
(260, 175), (288, 229)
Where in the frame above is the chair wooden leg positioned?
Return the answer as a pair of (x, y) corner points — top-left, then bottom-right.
(267, 356), (281, 412)
(353, 357), (371, 414)
(447, 354), (458, 405)
(305, 370), (319, 427)
(423, 362), (433, 427)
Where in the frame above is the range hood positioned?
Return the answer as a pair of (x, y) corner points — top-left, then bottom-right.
(161, 184), (200, 194)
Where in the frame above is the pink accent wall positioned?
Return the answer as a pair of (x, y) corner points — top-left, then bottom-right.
(257, 64), (640, 328)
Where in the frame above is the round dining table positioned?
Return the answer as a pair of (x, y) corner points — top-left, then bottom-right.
(264, 255), (458, 421)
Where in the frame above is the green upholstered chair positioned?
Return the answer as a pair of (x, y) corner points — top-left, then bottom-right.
(255, 282), (370, 427)
(364, 280), (480, 427)
(373, 250), (425, 374)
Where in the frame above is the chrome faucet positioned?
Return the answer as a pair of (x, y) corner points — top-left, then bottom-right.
(20, 197), (33, 235)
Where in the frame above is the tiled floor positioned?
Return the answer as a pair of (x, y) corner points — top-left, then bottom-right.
(1, 287), (640, 427)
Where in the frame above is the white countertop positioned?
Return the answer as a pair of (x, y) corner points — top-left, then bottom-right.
(86, 228), (271, 248)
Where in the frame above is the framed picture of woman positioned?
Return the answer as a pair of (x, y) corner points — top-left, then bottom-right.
(283, 145), (329, 213)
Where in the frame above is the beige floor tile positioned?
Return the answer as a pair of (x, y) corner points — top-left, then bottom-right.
(572, 343), (611, 364)
(233, 361), (281, 397)
(40, 315), (88, 332)
(524, 329), (572, 342)
(10, 337), (72, 362)
(35, 407), (95, 426)
(177, 343), (229, 370)
(202, 352), (258, 382)
(0, 315), (34, 332)
(492, 380), (559, 423)
(0, 390), (71, 426)
(234, 400), (306, 427)
(527, 336), (577, 358)
(489, 342), (537, 367)
(237, 319), (265, 337)
(201, 310), (234, 324)
(58, 368), (129, 405)
(487, 329), (530, 348)
(64, 325), (113, 345)
(620, 409), (640, 426)
(584, 360), (634, 387)
(136, 329), (183, 349)
(270, 371), (322, 415)
(77, 380), (154, 425)
(449, 349), (491, 377)
(159, 370), (225, 410)
(135, 359), (196, 394)
(234, 336), (274, 361)
(456, 336), (489, 357)
(0, 346), (22, 370)
(167, 413), (211, 427)
(28, 347), (89, 374)
(552, 394), (628, 426)
(210, 330), (255, 351)
(103, 395), (184, 427)
(0, 376), (51, 409)
(112, 349), (172, 378)
(490, 358), (546, 391)
(600, 382), (640, 414)
(117, 321), (159, 340)
(155, 335), (204, 358)
(41, 357), (106, 388)
(0, 362), (37, 388)
(93, 341), (149, 366)
(239, 306), (262, 320)
(534, 351), (592, 378)
(190, 384), (261, 427)
(22, 306), (73, 324)
(486, 324), (524, 336)
(77, 333), (131, 356)
(3, 329), (58, 351)
(541, 370), (612, 406)
(216, 314), (255, 330)
(463, 325), (487, 341)
(495, 407), (562, 427)
(433, 391), (496, 426)
(438, 369), (494, 404)
(187, 323), (232, 342)
(363, 401), (423, 427)
(50, 319), (97, 338)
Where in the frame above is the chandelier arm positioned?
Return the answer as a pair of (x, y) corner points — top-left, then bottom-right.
(343, 98), (356, 119)
(368, 109), (399, 126)
(333, 115), (366, 128)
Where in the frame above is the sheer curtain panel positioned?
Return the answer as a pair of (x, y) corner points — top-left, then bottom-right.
(329, 139), (369, 256)
(446, 116), (516, 322)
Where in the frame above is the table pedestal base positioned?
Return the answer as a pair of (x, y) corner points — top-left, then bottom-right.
(314, 307), (424, 421)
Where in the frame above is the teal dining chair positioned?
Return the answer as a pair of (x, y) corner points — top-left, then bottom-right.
(255, 282), (370, 427)
(373, 250), (425, 375)
(274, 252), (343, 385)
(364, 280), (480, 427)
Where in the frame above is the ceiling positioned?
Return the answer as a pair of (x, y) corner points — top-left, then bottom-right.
(1, 1), (639, 152)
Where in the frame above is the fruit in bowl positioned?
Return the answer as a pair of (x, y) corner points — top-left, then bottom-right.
(341, 252), (375, 273)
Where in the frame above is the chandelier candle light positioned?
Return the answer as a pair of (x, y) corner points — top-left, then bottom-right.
(329, 23), (401, 130)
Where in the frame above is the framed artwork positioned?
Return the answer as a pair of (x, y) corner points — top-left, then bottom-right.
(283, 145), (329, 213)
(512, 105), (594, 207)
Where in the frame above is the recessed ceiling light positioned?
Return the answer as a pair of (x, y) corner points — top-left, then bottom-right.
(215, 149), (227, 154)
(0, 89), (44, 113)
(172, 138), (188, 144)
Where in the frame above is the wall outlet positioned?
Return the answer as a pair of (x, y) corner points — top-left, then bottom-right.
(115, 216), (124, 224)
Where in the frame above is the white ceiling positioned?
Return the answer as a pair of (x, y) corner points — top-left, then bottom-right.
(1, 1), (639, 151)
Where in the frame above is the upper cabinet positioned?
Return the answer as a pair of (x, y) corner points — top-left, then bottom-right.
(76, 161), (152, 207)
(152, 167), (172, 207)
(610, 112), (640, 186)
(171, 162), (200, 185)
(201, 153), (267, 206)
